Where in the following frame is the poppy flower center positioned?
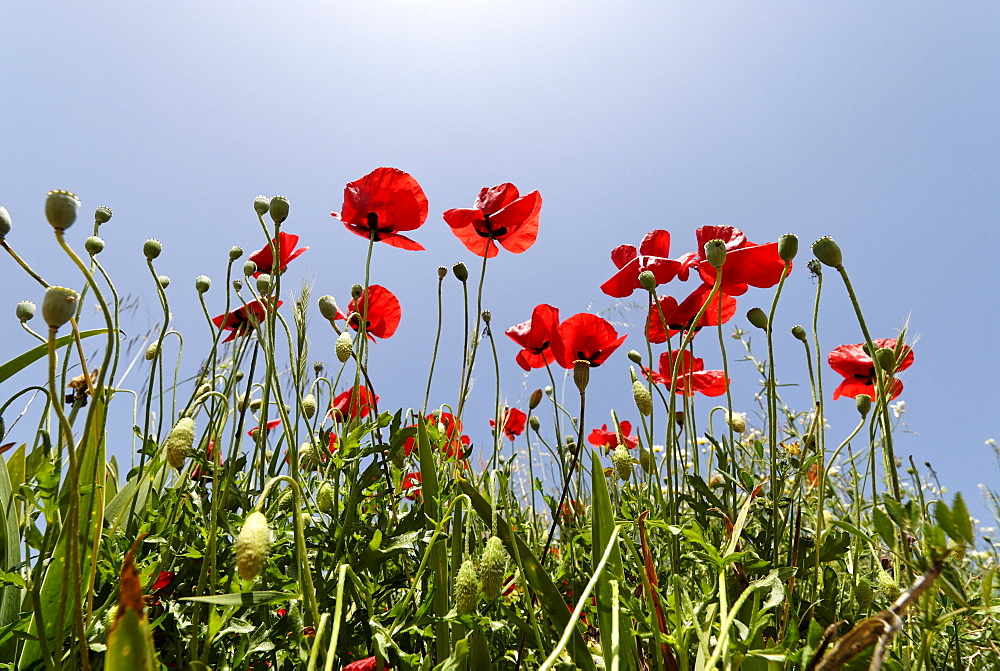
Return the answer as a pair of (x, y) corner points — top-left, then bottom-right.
(475, 214), (508, 239)
(852, 366), (877, 385)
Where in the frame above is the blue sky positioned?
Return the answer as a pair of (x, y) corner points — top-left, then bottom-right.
(2, 3), (999, 519)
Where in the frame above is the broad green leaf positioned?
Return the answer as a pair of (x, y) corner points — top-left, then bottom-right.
(0, 329), (107, 384)
(871, 506), (895, 548)
(951, 492), (974, 545)
(932, 500), (958, 542)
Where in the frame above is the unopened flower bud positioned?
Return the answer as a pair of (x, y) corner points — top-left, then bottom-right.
(229, 246), (244, 261)
(249, 398), (263, 412)
(195, 275), (211, 293)
(145, 342), (159, 360)
(746, 307), (768, 330)
(453, 262), (469, 283)
(627, 350), (643, 365)
(0, 206), (10, 238)
(545, 386), (553, 397)
(528, 388), (543, 410)
(276, 488), (294, 512)
(705, 239), (727, 269)
(726, 410), (747, 434)
(854, 579), (873, 611)
(253, 196), (271, 216)
(709, 472), (725, 488)
(336, 331), (353, 363)
(633, 379), (653, 417)
(612, 444), (633, 482)
(164, 417), (195, 470)
(437, 266), (448, 279)
(855, 394), (872, 417)
(232, 279), (243, 292)
(317, 482), (335, 514)
(84, 236), (104, 255)
(235, 511), (271, 581)
(42, 286), (78, 329)
(639, 447), (652, 473)
(16, 301), (36, 322)
(638, 270), (657, 291)
(778, 233), (798, 262)
(268, 196), (289, 224)
(302, 393), (317, 419)
(318, 295), (339, 320)
(811, 237), (843, 268)
(94, 206), (113, 225)
(256, 274), (271, 293)
(480, 536), (508, 600)
(45, 190), (80, 231)
(573, 360), (590, 393)
(529, 416), (541, 432)
(299, 442), (318, 470)
(790, 325), (807, 342)
(243, 260), (257, 277)
(455, 558), (479, 614)
(874, 348), (896, 373)
(158, 275), (170, 289)
(143, 239), (162, 260)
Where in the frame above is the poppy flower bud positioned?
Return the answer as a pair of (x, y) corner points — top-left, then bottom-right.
(633, 380), (652, 417)
(455, 558), (479, 614)
(243, 260), (257, 277)
(627, 350), (643, 365)
(573, 360), (590, 393)
(143, 239), (162, 260)
(0, 206), (11, 238)
(746, 307), (768, 330)
(351, 284), (363, 300)
(16, 301), (36, 322)
(145, 342), (159, 360)
(299, 442), (319, 470)
(42, 286), (78, 329)
(639, 447), (652, 473)
(94, 206), (113, 225)
(545, 386), (554, 397)
(855, 394), (872, 417)
(249, 398), (263, 412)
(453, 262), (469, 283)
(268, 196), (289, 225)
(704, 239), (727, 269)
(638, 270), (657, 292)
(235, 511), (271, 581)
(528, 389), (543, 409)
(318, 295), (339, 320)
(85, 236), (104, 255)
(480, 536), (508, 600)
(437, 266), (447, 279)
(854, 579), (873, 611)
(726, 411), (747, 434)
(256, 274), (271, 294)
(336, 331), (353, 363)
(235, 370), (245, 382)
(876, 569), (899, 599)
(253, 196), (270, 216)
(317, 482), (335, 514)
(229, 246), (244, 261)
(811, 237), (843, 268)
(529, 416), (541, 432)
(302, 393), (317, 419)
(195, 275), (211, 293)
(790, 325), (807, 342)
(674, 411), (685, 427)
(874, 347), (896, 373)
(45, 190), (80, 231)
(164, 417), (195, 470)
(778, 233), (798, 262)
(158, 275), (170, 289)
(276, 488), (294, 512)
(612, 444), (632, 482)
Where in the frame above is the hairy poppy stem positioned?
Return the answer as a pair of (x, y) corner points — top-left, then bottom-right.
(765, 262), (792, 565)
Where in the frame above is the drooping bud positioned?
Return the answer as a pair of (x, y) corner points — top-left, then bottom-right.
(455, 558), (479, 614)
(229, 246), (244, 261)
(855, 394), (872, 417)
(811, 237), (843, 268)
(249, 397), (263, 412)
(790, 325), (808, 342)
(255, 274), (271, 294)
(437, 266), (448, 279)
(16, 301), (36, 322)
(725, 410), (747, 434)
(778, 233), (798, 262)
(0, 206), (10, 238)
(573, 360), (590, 393)
(453, 262), (469, 283)
(42, 286), (78, 329)
(479, 536), (508, 600)
(195, 275), (211, 294)
(627, 350), (643, 365)
(253, 196), (271, 216)
(164, 417), (195, 470)
(874, 348), (896, 373)
(317, 482), (335, 514)
(704, 239), (727, 269)
(612, 444), (633, 482)
(746, 307), (768, 330)
(336, 332), (353, 363)
(157, 275), (170, 289)
(529, 416), (541, 432)
(638, 270), (657, 292)
(299, 441), (318, 470)
(243, 260), (257, 277)
(143, 239), (162, 260)
(268, 196), (289, 225)
(84, 236), (104, 255)
(302, 393), (317, 419)
(145, 342), (159, 360)
(528, 389), (543, 410)
(94, 206), (113, 225)
(234, 511), (271, 581)
(45, 190), (80, 231)
(318, 295), (339, 320)
(276, 488), (294, 512)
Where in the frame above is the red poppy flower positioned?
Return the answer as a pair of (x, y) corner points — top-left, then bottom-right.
(558, 499), (586, 523)
(443, 183), (542, 258)
(335, 285), (401, 340)
(247, 231), (308, 277)
(551, 313), (627, 369)
(212, 298), (282, 343)
(330, 386), (379, 421)
(505, 304), (561, 371)
(692, 226), (787, 296)
(401, 472), (422, 501)
(490, 407), (527, 441)
(191, 440), (221, 480)
(276, 608), (288, 618)
(644, 349), (728, 396)
(587, 421), (640, 449)
(828, 338), (914, 400)
(248, 418), (282, 438)
(600, 230), (684, 298)
(434, 412), (471, 458)
(332, 167), (428, 251)
(646, 284), (738, 343)
(343, 657), (390, 671)
(152, 571), (176, 591)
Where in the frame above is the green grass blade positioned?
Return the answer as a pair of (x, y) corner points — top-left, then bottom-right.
(0, 454), (21, 661)
(0, 329), (106, 384)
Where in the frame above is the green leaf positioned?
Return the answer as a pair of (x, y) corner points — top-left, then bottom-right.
(181, 591), (294, 607)
(951, 492), (974, 545)
(871, 506), (895, 548)
(932, 501), (958, 542)
(0, 454), (21, 661)
(0, 329), (107, 384)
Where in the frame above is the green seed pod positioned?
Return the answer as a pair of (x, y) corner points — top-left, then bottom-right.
(232, 279), (243, 291)
(704, 239), (727, 269)
(94, 206), (113, 225)
(855, 394), (872, 417)
(633, 380), (652, 416)
(164, 417), (195, 470)
(16, 301), (36, 322)
(42, 286), (78, 329)
(351, 283), (363, 300)
(268, 196), (289, 225)
(638, 270), (657, 292)
(85, 236), (105, 255)
(455, 558), (479, 614)
(854, 578), (873, 612)
(229, 245), (244, 261)
(313, 361), (324, 376)
(811, 236), (843, 268)
(0, 206), (11, 238)
(874, 347), (896, 373)
(573, 360), (590, 393)
(437, 266), (448, 279)
(302, 393), (317, 419)
(480, 536), (508, 600)
(317, 482), (335, 515)
(192, 275), (210, 294)
(234, 511), (271, 581)
(45, 190), (80, 231)
(528, 389), (543, 410)
(253, 196), (270, 216)
(790, 325), (808, 342)
(243, 260), (257, 277)
(336, 332), (353, 363)
(453, 262), (469, 283)
(726, 411), (747, 434)
(612, 444), (632, 482)
(318, 295), (339, 320)
(256, 274), (271, 293)
(143, 239), (162, 260)
(145, 342), (159, 360)
(627, 350), (643, 365)
(746, 307), (768, 330)
(777, 233), (798, 262)
(157, 275), (170, 289)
